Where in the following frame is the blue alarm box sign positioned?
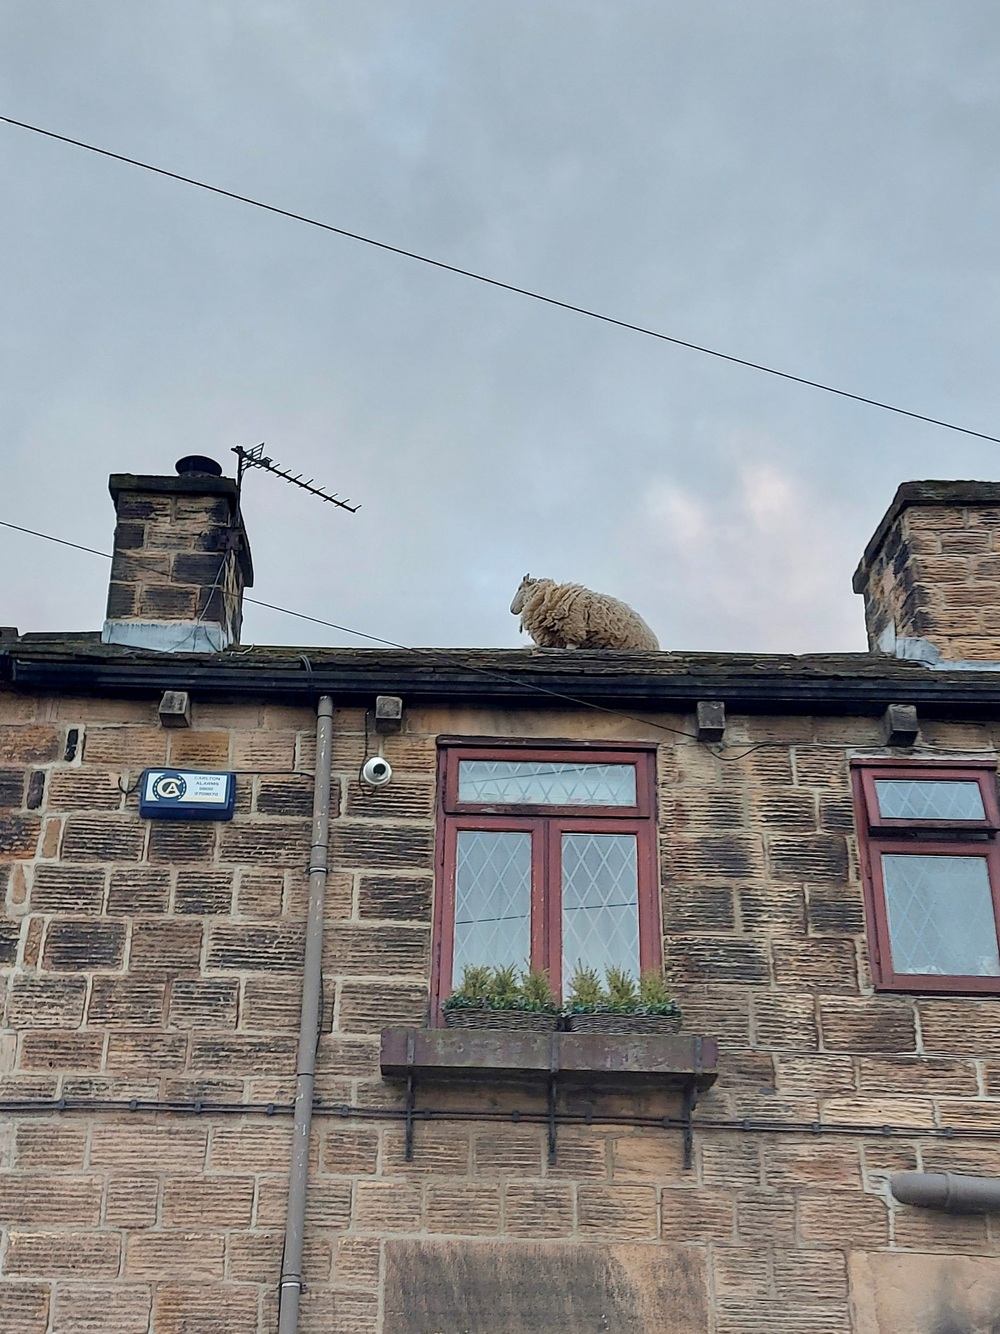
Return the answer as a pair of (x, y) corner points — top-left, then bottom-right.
(140, 769), (236, 821)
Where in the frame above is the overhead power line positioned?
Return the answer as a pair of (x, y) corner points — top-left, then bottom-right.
(2, 512), (993, 766)
(3, 112), (1000, 446)
(0, 515), (703, 743)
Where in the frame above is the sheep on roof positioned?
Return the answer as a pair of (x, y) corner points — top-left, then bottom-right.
(510, 575), (659, 651)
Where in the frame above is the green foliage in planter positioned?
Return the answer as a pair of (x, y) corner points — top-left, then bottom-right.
(606, 966), (639, 1009)
(443, 964), (559, 1014)
(518, 966), (559, 1012)
(566, 965), (604, 1010)
(563, 965), (681, 1019)
(491, 963), (521, 1007)
(448, 964), (493, 1005)
(638, 970), (675, 1009)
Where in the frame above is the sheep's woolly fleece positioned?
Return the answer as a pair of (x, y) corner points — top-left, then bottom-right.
(510, 575), (659, 651)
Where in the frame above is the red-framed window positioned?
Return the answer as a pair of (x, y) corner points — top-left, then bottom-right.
(432, 741), (661, 1016)
(852, 759), (1000, 993)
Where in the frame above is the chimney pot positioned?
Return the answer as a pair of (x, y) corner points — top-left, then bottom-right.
(175, 455), (224, 478)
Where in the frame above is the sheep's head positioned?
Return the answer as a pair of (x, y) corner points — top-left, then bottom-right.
(510, 574), (538, 615)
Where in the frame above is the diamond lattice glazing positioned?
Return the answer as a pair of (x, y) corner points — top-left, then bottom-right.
(561, 833), (640, 984)
(453, 830), (532, 985)
(875, 780), (985, 821)
(458, 761), (636, 807)
(882, 853), (1000, 976)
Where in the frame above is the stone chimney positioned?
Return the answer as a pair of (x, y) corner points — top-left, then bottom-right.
(853, 480), (1000, 662)
(102, 456), (253, 653)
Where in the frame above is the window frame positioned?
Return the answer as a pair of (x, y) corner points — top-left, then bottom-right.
(852, 758), (1000, 994)
(441, 742), (654, 818)
(433, 740), (660, 1019)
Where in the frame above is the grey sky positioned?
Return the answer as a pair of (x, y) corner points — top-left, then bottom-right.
(2, 2), (999, 653)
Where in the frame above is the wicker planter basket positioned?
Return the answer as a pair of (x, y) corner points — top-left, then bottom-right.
(565, 1011), (682, 1035)
(443, 1008), (561, 1033)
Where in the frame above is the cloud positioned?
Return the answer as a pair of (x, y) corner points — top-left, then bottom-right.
(634, 457), (865, 653)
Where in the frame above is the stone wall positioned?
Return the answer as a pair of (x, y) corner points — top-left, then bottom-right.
(1, 691), (998, 1333)
(853, 489), (1000, 660)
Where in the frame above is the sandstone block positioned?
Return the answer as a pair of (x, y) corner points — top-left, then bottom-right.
(337, 982), (428, 1033)
(130, 920), (203, 972)
(331, 822), (435, 872)
(219, 820), (310, 865)
(0, 725), (60, 764)
(472, 1128), (543, 1178)
(107, 867), (169, 914)
(256, 774), (316, 816)
(105, 1030), (188, 1073)
(152, 1282), (259, 1334)
(0, 1173), (103, 1225)
(145, 820), (217, 866)
(209, 1124), (293, 1173)
(104, 1176), (160, 1227)
(577, 1184), (657, 1239)
(0, 815), (42, 858)
(317, 1123), (383, 1180)
(90, 1122), (209, 1172)
(819, 998), (917, 1053)
(357, 874), (432, 922)
(660, 1187), (735, 1242)
(88, 976), (166, 1026)
(206, 922), (304, 972)
(354, 1180), (422, 1232)
(772, 938), (859, 993)
(13, 1122), (88, 1170)
(168, 978), (239, 1029)
(46, 770), (123, 812)
(7, 976), (87, 1028)
(162, 1175), (255, 1228)
(798, 1189), (888, 1247)
(189, 1034), (296, 1075)
(668, 936), (771, 985)
(50, 1284), (152, 1334)
(61, 816), (144, 862)
(504, 1182), (575, 1237)
(324, 923), (429, 977)
(425, 1182), (501, 1236)
(4, 1229), (121, 1277)
(0, 1282), (50, 1333)
(125, 1230), (225, 1280)
(19, 1030), (104, 1072)
(738, 881), (805, 933)
(81, 726), (167, 767)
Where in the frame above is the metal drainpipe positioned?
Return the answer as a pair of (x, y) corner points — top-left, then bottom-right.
(278, 694), (334, 1334)
(891, 1172), (1000, 1214)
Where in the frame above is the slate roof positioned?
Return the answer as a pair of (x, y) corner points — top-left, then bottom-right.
(4, 632), (1000, 717)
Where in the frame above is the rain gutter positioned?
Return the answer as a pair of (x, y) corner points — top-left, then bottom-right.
(11, 655), (1000, 716)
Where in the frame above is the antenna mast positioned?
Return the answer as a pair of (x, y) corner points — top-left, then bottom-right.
(232, 444), (360, 513)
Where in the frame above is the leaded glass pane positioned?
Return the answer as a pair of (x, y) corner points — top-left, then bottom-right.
(458, 760), (636, 806)
(453, 831), (532, 985)
(882, 853), (1000, 976)
(875, 780), (985, 822)
(561, 833), (640, 984)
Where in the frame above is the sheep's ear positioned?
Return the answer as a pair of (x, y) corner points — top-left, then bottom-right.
(522, 572), (531, 583)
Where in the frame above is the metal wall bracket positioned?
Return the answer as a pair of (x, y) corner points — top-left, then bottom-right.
(404, 1032), (417, 1161)
(682, 1080), (699, 1171)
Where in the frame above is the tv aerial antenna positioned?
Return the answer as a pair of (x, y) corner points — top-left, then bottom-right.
(232, 443), (360, 514)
